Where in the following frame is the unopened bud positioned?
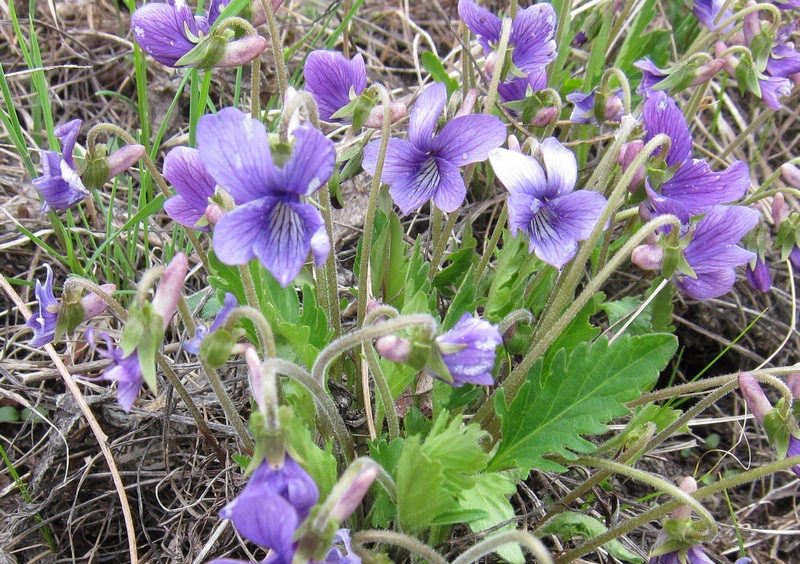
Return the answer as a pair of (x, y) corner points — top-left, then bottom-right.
(507, 135), (521, 153)
(218, 35), (269, 68)
(714, 42), (739, 75)
(204, 202), (224, 226)
(670, 476), (698, 521)
(738, 373), (775, 424)
(693, 59), (725, 85)
(604, 94), (624, 121)
(81, 283), (116, 321)
(327, 463), (378, 523)
(781, 163), (800, 188)
(363, 101), (407, 128)
(618, 140), (645, 191)
(107, 144), (146, 179)
(532, 106), (558, 128)
(375, 335), (411, 362)
(152, 252), (188, 329)
(631, 244), (664, 271)
(454, 89), (479, 118)
(786, 373), (800, 400)
(772, 192), (789, 225)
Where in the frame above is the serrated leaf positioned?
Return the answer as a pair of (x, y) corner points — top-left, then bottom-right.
(368, 438), (405, 528)
(539, 512), (644, 563)
(397, 436), (452, 532)
(490, 334), (677, 473)
(458, 473), (524, 564)
(422, 413), (489, 489)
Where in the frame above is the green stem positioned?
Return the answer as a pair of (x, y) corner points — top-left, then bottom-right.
(63, 278), (127, 320)
(475, 204), (507, 282)
(352, 531), (447, 564)
(260, 0), (287, 102)
(364, 343), (400, 440)
(356, 84), (393, 327)
(225, 305), (277, 358)
(238, 263), (262, 312)
(200, 356), (254, 452)
(483, 18), (512, 115)
(451, 531), (553, 564)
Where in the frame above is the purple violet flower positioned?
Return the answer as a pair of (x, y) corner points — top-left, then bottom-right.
(457, 0), (557, 76)
(362, 83), (506, 214)
(432, 313), (503, 386)
(497, 70), (547, 104)
(650, 544), (715, 564)
(197, 107), (334, 287)
(488, 139), (608, 269)
(163, 146), (218, 231)
(131, 0), (267, 68)
(304, 50), (367, 122)
(642, 91), (750, 222)
(566, 88), (624, 124)
(184, 292), (237, 354)
(692, 0), (734, 32)
(25, 264), (59, 347)
(674, 205), (759, 300)
(746, 257), (772, 292)
(218, 456), (319, 563)
(85, 328), (145, 413)
(32, 119), (90, 213)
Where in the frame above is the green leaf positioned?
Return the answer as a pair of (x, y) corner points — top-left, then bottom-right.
(539, 512), (644, 563)
(368, 438), (405, 528)
(458, 473), (524, 564)
(490, 334), (677, 473)
(284, 407), (338, 497)
(421, 413), (489, 489)
(396, 436), (451, 532)
(581, 2), (612, 91)
(421, 51), (459, 96)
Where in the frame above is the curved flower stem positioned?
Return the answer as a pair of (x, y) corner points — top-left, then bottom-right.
(715, 2), (782, 38)
(540, 423), (656, 527)
(63, 277), (127, 320)
(451, 531), (553, 564)
(135, 265), (165, 308)
(269, 358), (354, 463)
(474, 214), (681, 435)
(280, 89), (321, 139)
(751, 373), (794, 417)
(259, 0), (287, 102)
(155, 354), (226, 463)
(199, 356), (254, 452)
(86, 123), (210, 272)
(357, 84), (393, 327)
(312, 314), (437, 385)
(224, 305), (277, 359)
(540, 88), (563, 138)
(364, 342), (400, 440)
(364, 304), (400, 325)
(555, 451), (800, 563)
(499, 308), (534, 334)
(251, 51), (261, 119)
(483, 18), (511, 115)
(683, 81), (709, 128)
(601, 68), (632, 117)
(237, 263), (262, 315)
(352, 531), (447, 564)
(741, 187), (800, 207)
(475, 204), (508, 282)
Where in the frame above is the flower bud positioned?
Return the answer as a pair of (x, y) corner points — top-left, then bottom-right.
(746, 257), (771, 292)
(781, 163), (800, 188)
(738, 373), (775, 424)
(106, 144), (146, 179)
(632, 244), (664, 271)
(218, 35), (269, 68)
(604, 94), (624, 120)
(786, 373), (800, 400)
(772, 192), (789, 225)
(204, 202), (224, 226)
(152, 252), (188, 330)
(532, 106), (558, 128)
(375, 334), (411, 362)
(618, 140), (645, 191)
(81, 283), (116, 321)
(454, 89), (479, 118)
(326, 462), (378, 523)
(363, 101), (407, 128)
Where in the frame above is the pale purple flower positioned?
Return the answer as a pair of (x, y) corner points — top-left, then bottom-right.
(208, 529), (358, 564)
(218, 457), (319, 563)
(650, 545), (715, 564)
(163, 146), (217, 231)
(362, 83), (506, 214)
(634, 58), (668, 94)
(566, 88), (624, 124)
(304, 50), (367, 122)
(433, 313), (502, 386)
(692, 0), (734, 31)
(458, 0), (557, 76)
(746, 257), (771, 292)
(184, 292), (237, 354)
(497, 69), (547, 104)
(32, 119), (90, 213)
(198, 107), (334, 287)
(131, 0), (267, 68)
(25, 264), (58, 347)
(642, 91), (750, 221)
(85, 328), (145, 413)
(674, 205), (759, 300)
(488, 139), (608, 269)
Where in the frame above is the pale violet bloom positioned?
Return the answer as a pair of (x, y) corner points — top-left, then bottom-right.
(566, 88), (624, 124)
(488, 139), (608, 269)
(184, 292), (237, 354)
(692, 0), (734, 32)
(25, 264), (58, 347)
(304, 50), (367, 122)
(85, 328), (145, 413)
(434, 313), (502, 387)
(642, 91), (750, 221)
(197, 108), (334, 287)
(33, 120), (90, 213)
(163, 146), (217, 231)
(362, 83), (506, 214)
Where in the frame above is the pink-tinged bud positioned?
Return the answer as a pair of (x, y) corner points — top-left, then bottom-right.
(106, 145), (145, 180)
(243, 344), (267, 415)
(532, 106), (558, 128)
(375, 334), (411, 362)
(638, 204), (652, 222)
(786, 373), (800, 400)
(604, 95), (624, 121)
(204, 202), (224, 226)
(327, 464), (378, 523)
(714, 42), (738, 75)
(772, 192), (789, 225)
(80, 283), (116, 321)
(692, 59), (725, 85)
(669, 476), (698, 521)
(743, 1), (760, 46)
(247, 0), (283, 27)
(454, 89), (479, 118)
(618, 140), (645, 191)
(152, 252), (188, 330)
(363, 101), (407, 128)
(781, 163), (800, 189)
(217, 35), (269, 68)
(484, 51), (498, 80)
(507, 135), (521, 153)
(738, 373), (775, 424)
(631, 244), (664, 271)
